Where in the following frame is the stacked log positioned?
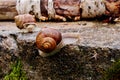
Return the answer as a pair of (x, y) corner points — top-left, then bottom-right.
(0, 0), (119, 21)
(0, 0), (17, 20)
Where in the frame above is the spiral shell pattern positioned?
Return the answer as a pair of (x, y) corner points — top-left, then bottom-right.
(36, 27), (62, 53)
(14, 14), (36, 29)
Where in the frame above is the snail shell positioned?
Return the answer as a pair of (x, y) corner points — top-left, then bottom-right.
(36, 27), (62, 53)
(14, 14), (36, 29)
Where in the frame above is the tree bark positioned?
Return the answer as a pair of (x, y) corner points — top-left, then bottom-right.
(0, 0), (18, 20)
(0, 0), (106, 20)
(0, 0), (119, 21)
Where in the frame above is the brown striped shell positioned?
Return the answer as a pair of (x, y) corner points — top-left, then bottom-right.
(14, 14), (36, 29)
(36, 27), (62, 53)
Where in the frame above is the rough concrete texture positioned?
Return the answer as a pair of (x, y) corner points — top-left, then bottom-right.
(0, 21), (120, 80)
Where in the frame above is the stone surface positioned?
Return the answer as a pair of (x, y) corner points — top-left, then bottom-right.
(0, 21), (120, 80)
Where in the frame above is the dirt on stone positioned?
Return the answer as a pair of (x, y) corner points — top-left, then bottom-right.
(0, 21), (120, 80)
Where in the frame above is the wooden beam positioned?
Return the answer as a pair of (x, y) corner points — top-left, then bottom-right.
(0, 0), (17, 20)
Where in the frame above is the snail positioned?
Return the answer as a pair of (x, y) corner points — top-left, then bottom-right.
(36, 27), (80, 57)
(14, 14), (37, 33)
(36, 27), (62, 57)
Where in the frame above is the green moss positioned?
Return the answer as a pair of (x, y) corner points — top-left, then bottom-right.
(103, 60), (120, 80)
(4, 60), (28, 80)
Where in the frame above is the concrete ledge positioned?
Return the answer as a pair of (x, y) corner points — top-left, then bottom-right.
(0, 21), (120, 80)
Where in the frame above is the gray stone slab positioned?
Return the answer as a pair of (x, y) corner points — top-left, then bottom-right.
(0, 21), (120, 80)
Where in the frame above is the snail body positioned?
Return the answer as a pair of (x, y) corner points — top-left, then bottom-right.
(36, 27), (62, 57)
(36, 27), (81, 57)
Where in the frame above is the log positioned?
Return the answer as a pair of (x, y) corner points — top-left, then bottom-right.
(0, 0), (119, 21)
(0, 0), (82, 20)
(0, 0), (18, 20)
